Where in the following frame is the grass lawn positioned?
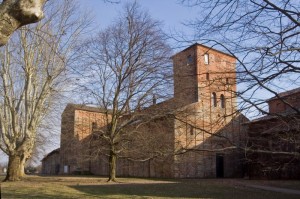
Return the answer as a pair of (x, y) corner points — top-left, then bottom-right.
(1, 175), (300, 199)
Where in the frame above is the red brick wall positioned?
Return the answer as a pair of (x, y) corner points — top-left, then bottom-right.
(171, 44), (245, 178)
(247, 116), (300, 179)
(56, 44), (246, 178)
(269, 92), (300, 113)
(172, 44), (236, 111)
(60, 105), (110, 174)
(172, 46), (198, 106)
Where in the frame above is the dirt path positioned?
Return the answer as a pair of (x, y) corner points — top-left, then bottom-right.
(228, 179), (300, 195)
(245, 184), (300, 195)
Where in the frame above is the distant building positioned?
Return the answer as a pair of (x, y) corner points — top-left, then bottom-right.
(2, 167), (7, 174)
(41, 148), (60, 175)
(245, 88), (300, 179)
(42, 43), (248, 178)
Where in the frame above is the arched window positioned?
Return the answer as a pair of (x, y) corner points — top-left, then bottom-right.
(220, 94), (225, 108)
(212, 92), (217, 107)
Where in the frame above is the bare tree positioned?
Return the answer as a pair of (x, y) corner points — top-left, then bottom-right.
(0, 0), (89, 181)
(179, 0), (300, 114)
(76, 2), (172, 182)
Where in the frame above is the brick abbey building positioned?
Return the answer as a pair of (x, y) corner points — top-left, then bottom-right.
(42, 43), (249, 178)
(245, 88), (300, 179)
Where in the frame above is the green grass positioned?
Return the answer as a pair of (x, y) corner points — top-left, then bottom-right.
(1, 175), (300, 199)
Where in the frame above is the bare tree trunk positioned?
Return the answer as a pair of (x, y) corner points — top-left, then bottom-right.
(108, 146), (117, 182)
(20, 154), (29, 177)
(4, 154), (24, 181)
(0, 0), (90, 182)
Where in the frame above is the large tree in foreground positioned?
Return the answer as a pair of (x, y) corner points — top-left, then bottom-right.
(0, 0), (88, 181)
(0, 0), (120, 47)
(0, 0), (46, 46)
(77, 2), (172, 182)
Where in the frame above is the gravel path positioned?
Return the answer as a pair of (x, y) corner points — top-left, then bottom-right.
(245, 184), (300, 195)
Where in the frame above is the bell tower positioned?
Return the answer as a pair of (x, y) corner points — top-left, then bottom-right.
(172, 43), (237, 115)
(172, 44), (199, 107)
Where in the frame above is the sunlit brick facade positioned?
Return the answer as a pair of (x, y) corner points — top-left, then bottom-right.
(42, 43), (248, 178)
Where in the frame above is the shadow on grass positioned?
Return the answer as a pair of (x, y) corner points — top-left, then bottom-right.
(70, 182), (235, 199)
(3, 176), (300, 199)
(2, 192), (62, 199)
(69, 180), (300, 199)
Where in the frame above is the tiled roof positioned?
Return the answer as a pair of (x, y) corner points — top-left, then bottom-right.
(66, 103), (111, 113)
(41, 148), (60, 161)
(268, 87), (300, 101)
(245, 108), (300, 124)
(171, 43), (235, 59)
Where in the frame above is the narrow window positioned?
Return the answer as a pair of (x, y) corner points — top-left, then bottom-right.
(190, 126), (194, 135)
(206, 73), (210, 80)
(187, 55), (193, 65)
(92, 122), (97, 130)
(220, 94), (225, 108)
(212, 92), (217, 107)
(226, 78), (229, 84)
(204, 54), (209, 65)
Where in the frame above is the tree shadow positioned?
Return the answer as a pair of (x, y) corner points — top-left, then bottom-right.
(69, 181), (229, 199)
(2, 192), (61, 199)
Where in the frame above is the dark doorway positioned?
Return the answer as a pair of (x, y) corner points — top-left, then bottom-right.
(216, 154), (224, 178)
(55, 164), (60, 174)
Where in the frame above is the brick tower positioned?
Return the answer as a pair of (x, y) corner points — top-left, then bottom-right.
(171, 44), (244, 178)
(172, 43), (237, 133)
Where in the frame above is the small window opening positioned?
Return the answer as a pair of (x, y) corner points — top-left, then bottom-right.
(226, 78), (229, 84)
(190, 126), (194, 135)
(220, 94), (225, 108)
(204, 54), (209, 65)
(206, 73), (210, 80)
(187, 55), (193, 65)
(92, 122), (97, 130)
(212, 92), (217, 107)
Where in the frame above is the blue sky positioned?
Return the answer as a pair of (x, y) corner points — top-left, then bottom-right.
(0, 0), (199, 165)
(80, 0), (198, 47)
(80, 0), (197, 29)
